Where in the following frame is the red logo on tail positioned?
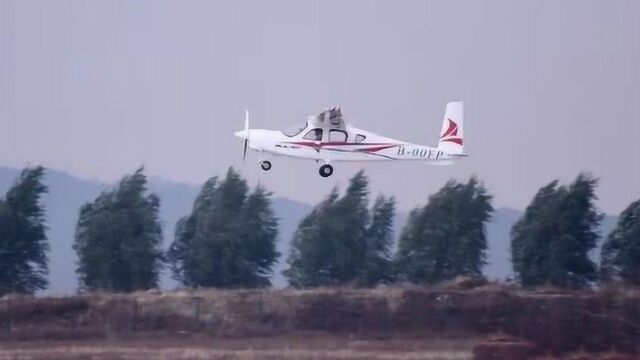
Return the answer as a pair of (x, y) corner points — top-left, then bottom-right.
(440, 119), (463, 145)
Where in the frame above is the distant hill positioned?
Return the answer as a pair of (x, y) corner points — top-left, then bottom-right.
(0, 167), (618, 294)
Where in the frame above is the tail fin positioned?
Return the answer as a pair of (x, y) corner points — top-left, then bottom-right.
(437, 101), (464, 154)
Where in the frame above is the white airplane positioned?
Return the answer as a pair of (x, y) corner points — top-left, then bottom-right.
(234, 101), (466, 177)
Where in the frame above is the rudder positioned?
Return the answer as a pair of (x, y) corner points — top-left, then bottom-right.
(437, 101), (464, 154)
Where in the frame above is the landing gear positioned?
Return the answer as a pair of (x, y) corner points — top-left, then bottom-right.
(260, 160), (272, 171)
(319, 164), (334, 178)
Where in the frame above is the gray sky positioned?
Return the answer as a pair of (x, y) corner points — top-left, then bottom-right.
(1, 0), (639, 214)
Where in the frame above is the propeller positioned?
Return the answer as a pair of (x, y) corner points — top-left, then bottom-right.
(242, 110), (249, 162)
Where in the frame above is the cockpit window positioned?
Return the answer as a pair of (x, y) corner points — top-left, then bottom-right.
(329, 130), (348, 142)
(303, 128), (323, 141)
(282, 123), (308, 137)
(356, 134), (367, 143)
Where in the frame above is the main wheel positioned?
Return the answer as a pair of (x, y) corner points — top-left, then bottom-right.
(260, 161), (272, 171)
(319, 164), (333, 177)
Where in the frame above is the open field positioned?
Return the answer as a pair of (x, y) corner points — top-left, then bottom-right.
(1, 285), (639, 359)
(0, 336), (476, 360)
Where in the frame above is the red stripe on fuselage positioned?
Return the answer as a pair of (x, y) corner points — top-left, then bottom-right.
(286, 142), (400, 153)
(354, 144), (399, 153)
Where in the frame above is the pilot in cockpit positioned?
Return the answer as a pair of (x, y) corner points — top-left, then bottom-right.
(310, 128), (323, 141)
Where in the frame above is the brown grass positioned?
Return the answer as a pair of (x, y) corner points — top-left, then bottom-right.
(0, 335), (476, 360)
(0, 285), (638, 357)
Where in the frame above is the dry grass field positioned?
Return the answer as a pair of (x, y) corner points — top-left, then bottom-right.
(0, 285), (638, 359)
(0, 336), (477, 359)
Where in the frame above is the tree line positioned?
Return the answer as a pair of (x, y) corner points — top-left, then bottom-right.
(0, 166), (638, 296)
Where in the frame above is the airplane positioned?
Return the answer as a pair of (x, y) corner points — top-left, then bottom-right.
(234, 101), (466, 177)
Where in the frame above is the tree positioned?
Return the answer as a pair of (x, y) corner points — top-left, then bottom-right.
(234, 186), (280, 285)
(329, 170), (370, 283)
(510, 181), (561, 286)
(600, 199), (640, 285)
(73, 167), (164, 292)
(395, 177), (493, 284)
(167, 177), (217, 287)
(0, 166), (49, 296)
(359, 195), (396, 286)
(285, 171), (396, 287)
(284, 189), (340, 287)
(511, 173), (601, 288)
(167, 168), (279, 288)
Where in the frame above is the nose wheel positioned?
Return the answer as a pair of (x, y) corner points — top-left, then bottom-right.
(319, 164), (334, 177)
(260, 160), (272, 171)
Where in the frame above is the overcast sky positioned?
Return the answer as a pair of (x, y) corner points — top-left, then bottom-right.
(1, 0), (638, 214)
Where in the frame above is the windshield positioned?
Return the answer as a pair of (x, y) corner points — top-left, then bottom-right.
(282, 123), (308, 137)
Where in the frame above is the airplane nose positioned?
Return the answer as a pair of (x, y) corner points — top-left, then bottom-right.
(234, 130), (248, 139)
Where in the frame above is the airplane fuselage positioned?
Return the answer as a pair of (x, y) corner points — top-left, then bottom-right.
(246, 128), (456, 163)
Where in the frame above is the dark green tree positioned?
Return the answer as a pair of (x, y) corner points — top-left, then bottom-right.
(510, 181), (561, 286)
(395, 177), (493, 284)
(511, 173), (601, 288)
(359, 195), (396, 286)
(73, 168), (164, 292)
(234, 186), (280, 285)
(167, 168), (279, 288)
(600, 199), (640, 285)
(167, 177), (217, 287)
(0, 166), (49, 296)
(285, 171), (396, 287)
(284, 189), (340, 287)
(330, 170), (370, 283)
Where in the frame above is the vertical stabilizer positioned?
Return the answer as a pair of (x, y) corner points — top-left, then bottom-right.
(437, 101), (464, 154)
